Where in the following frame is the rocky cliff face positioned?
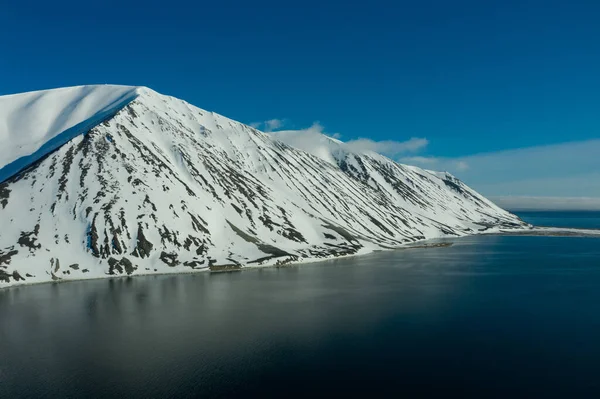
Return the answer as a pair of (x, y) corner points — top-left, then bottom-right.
(0, 86), (525, 287)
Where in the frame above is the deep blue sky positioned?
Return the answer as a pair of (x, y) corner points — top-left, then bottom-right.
(1, 0), (599, 159)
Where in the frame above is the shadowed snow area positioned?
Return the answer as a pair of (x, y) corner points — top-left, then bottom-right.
(0, 85), (139, 183)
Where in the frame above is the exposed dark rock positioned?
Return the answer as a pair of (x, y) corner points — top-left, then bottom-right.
(189, 213), (209, 234)
(230, 203), (243, 216)
(0, 270), (11, 283)
(111, 230), (124, 254)
(18, 225), (41, 251)
(364, 213), (395, 236)
(281, 227), (306, 243)
(121, 257), (135, 275)
(131, 224), (153, 258)
(57, 146), (75, 200)
(100, 231), (111, 258)
(259, 213), (280, 231)
(51, 258), (60, 273)
(50, 258), (61, 281)
(0, 249), (18, 266)
(88, 214), (100, 257)
(107, 256), (136, 275)
(183, 260), (205, 268)
(160, 251), (179, 267)
(108, 257), (121, 274)
(0, 184), (10, 209)
(159, 225), (181, 247)
(196, 243), (207, 256)
(131, 178), (147, 187)
(125, 104), (138, 119)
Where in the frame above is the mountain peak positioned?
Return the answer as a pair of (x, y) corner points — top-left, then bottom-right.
(0, 85), (526, 287)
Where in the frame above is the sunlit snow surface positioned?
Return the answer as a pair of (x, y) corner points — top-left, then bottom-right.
(0, 85), (527, 287)
(0, 85), (138, 182)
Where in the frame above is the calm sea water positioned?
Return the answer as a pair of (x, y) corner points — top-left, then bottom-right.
(1, 212), (600, 398)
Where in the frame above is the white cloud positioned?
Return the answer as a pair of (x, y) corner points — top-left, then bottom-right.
(264, 119), (284, 131)
(455, 161), (469, 171)
(269, 122), (341, 165)
(400, 156), (469, 172)
(401, 139), (600, 200)
(345, 137), (429, 157)
(271, 122), (341, 145)
(249, 118), (286, 132)
(270, 122), (333, 145)
(274, 122), (428, 156)
(257, 120), (427, 158)
(274, 121), (328, 137)
(259, 116), (600, 207)
(270, 122), (428, 167)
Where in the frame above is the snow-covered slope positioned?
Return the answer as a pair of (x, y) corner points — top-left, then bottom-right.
(0, 85), (526, 287)
(0, 85), (138, 183)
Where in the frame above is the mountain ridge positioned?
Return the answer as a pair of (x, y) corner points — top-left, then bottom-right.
(0, 85), (139, 183)
(0, 85), (527, 287)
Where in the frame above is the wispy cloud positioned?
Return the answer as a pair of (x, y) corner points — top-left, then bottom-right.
(272, 122), (429, 158)
(249, 118), (286, 132)
(491, 196), (600, 211)
(257, 116), (599, 208)
(271, 121), (342, 142)
(400, 156), (469, 171)
(269, 122), (428, 167)
(269, 122), (341, 162)
(455, 160), (469, 171)
(265, 119), (284, 131)
(400, 139), (600, 202)
(345, 137), (429, 157)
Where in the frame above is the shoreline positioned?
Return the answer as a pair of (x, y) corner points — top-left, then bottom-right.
(483, 226), (600, 238)
(2, 226), (599, 291)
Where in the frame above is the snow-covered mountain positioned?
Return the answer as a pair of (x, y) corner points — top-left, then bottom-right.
(0, 85), (526, 287)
